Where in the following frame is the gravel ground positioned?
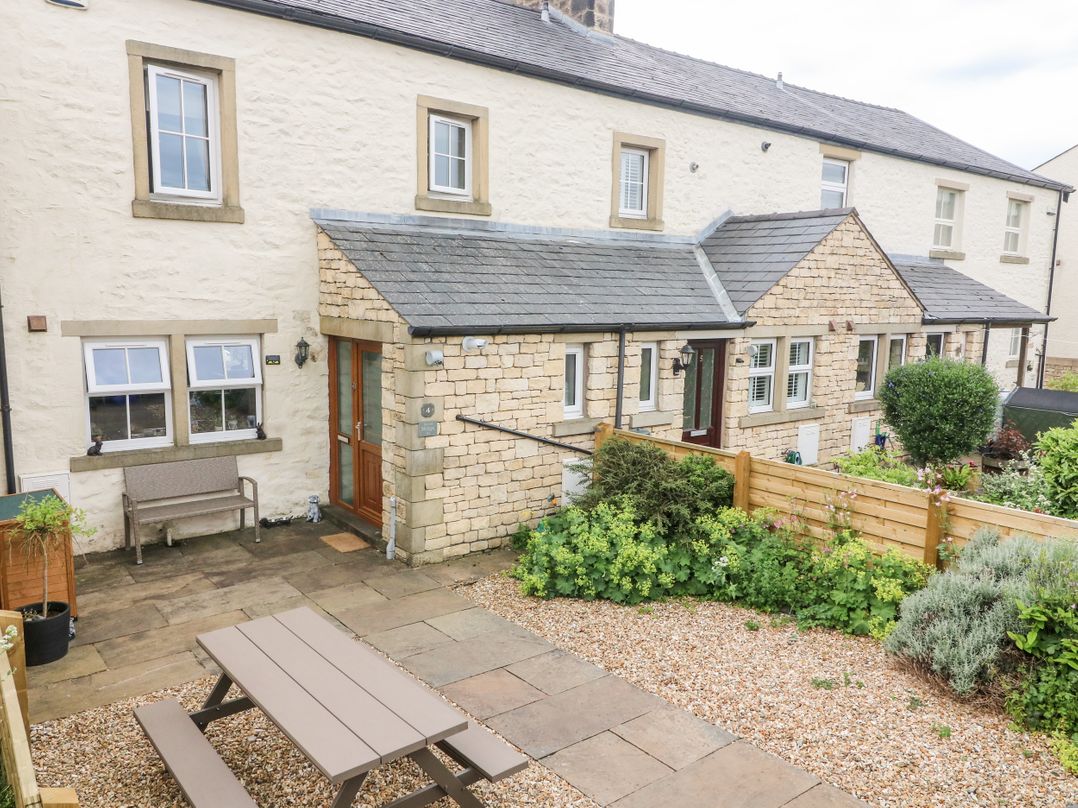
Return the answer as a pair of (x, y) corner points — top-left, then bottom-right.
(30, 675), (597, 808)
(464, 574), (1078, 808)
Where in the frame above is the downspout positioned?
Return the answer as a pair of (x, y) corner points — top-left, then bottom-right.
(1038, 189), (1065, 387)
(0, 286), (15, 494)
(614, 326), (627, 429)
(980, 323), (990, 366)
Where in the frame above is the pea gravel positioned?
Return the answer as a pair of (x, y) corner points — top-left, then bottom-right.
(30, 675), (597, 808)
(463, 574), (1078, 808)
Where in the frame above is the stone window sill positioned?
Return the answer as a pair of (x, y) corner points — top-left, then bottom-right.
(739, 406), (825, 428)
(848, 399), (881, 413)
(552, 417), (603, 438)
(928, 248), (965, 261)
(415, 195), (492, 217)
(132, 199), (245, 224)
(70, 437), (282, 472)
(609, 215), (664, 232)
(631, 409), (676, 429)
(1000, 254), (1030, 265)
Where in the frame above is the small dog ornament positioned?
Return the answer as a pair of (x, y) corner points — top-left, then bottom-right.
(306, 495), (322, 523)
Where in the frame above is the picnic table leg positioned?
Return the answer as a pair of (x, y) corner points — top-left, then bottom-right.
(330, 772), (367, 808)
(409, 747), (484, 808)
(202, 673), (233, 710)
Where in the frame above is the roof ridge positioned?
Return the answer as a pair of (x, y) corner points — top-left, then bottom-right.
(725, 208), (854, 223)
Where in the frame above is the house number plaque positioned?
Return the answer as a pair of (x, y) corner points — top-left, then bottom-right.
(418, 421), (438, 438)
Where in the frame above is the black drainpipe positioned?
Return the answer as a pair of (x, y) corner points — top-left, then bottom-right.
(0, 287), (15, 494)
(1038, 189), (1066, 387)
(614, 326), (627, 429)
(980, 323), (990, 366)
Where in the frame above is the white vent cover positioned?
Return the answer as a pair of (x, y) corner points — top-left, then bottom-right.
(797, 423), (820, 467)
(850, 417), (872, 453)
(18, 471), (71, 502)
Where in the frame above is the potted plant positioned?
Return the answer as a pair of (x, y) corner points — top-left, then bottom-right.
(980, 421), (1031, 473)
(12, 495), (94, 666)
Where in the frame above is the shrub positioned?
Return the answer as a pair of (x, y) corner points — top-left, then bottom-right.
(573, 438), (734, 541)
(1047, 371), (1078, 393)
(878, 358), (999, 466)
(833, 447), (919, 487)
(1036, 420), (1078, 518)
(973, 457), (1055, 514)
(981, 421), (1031, 460)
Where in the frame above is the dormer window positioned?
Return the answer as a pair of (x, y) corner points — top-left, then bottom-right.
(820, 158), (849, 208)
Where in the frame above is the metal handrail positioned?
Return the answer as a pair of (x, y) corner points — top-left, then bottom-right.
(455, 414), (593, 455)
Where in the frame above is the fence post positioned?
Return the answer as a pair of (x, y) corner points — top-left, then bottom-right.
(733, 451), (752, 511)
(0, 611), (28, 737)
(594, 422), (612, 449)
(924, 492), (944, 569)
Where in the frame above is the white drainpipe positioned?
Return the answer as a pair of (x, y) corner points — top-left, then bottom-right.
(387, 495), (397, 560)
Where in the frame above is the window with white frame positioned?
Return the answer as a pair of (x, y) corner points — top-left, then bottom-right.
(186, 337), (262, 442)
(926, 333), (944, 358)
(820, 158), (849, 208)
(619, 147), (649, 218)
(1003, 199), (1028, 255)
(564, 344), (585, 419)
(888, 335), (907, 372)
(1009, 328), (1022, 359)
(854, 337), (877, 400)
(83, 339), (173, 450)
(786, 339), (813, 408)
(748, 339), (776, 413)
(146, 63), (220, 200)
(638, 342), (658, 412)
(933, 187), (962, 249)
(428, 114), (472, 197)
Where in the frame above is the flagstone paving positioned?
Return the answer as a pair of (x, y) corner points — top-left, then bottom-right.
(29, 521), (864, 806)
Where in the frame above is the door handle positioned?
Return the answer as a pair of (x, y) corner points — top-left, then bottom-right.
(355, 421), (363, 441)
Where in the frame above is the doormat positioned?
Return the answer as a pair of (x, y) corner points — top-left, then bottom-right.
(320, 532), (370, 553)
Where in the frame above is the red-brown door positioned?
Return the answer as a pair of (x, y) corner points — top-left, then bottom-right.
(328, 337), (383, 525)
(681, 340), (726, 448)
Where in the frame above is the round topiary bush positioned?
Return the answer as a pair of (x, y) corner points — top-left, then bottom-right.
(878, 357), (998, 466)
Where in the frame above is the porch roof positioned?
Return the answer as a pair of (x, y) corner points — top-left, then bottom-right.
(890, 255), (1053, 325)
(315, 216), (744, 335)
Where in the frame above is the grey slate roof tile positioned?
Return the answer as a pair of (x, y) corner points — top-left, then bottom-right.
(201, 0), (1067, 191)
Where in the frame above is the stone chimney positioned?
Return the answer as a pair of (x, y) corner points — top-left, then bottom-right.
(519, 0), (615, 33)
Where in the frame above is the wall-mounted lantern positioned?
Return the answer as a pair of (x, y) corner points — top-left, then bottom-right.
(294, 337), (310, 368)
(672, 343), (695, 376)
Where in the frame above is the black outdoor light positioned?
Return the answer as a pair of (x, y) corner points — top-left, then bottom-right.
(294, 337), (310, 368)
(672, 343), (695, 376)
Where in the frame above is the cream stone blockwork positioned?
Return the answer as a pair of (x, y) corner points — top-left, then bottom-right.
(1035, 147), (1078, 364)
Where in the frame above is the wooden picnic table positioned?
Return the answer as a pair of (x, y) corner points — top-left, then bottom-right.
(136, 606), (526, 808)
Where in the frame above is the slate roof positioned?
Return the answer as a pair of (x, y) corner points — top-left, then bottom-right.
(699, 209), (851, 315)
(315, 217), (742, 334)
(200, 0), (1069, 191)
(891, 255), (1052, 324)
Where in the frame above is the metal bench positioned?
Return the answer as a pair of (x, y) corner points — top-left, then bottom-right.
(134, 699), (256, 808)
(122, 456), (259, 565)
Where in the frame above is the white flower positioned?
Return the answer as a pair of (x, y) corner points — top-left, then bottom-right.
(717, 556), (730, 567)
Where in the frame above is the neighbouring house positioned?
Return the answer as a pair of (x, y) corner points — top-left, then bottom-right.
(0, 0), (1068, 562)
(1034, 145), (1078, 383)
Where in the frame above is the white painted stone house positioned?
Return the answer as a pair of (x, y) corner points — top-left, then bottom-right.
(1034, 145), (1078, 382)
(0, 0), (1066, 561)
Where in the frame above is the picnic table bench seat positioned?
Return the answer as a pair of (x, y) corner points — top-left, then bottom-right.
(134, 699), (256, 808)
(438, 723), (528, 783)
(122, 456), (259, 565)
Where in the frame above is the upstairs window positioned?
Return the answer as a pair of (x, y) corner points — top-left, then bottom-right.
(619, 147), (649, 218)
(563, 344), (585, 419)
(748, 339), (776, 413)
(428, 113), (472, 197)
(639, 342), (658, 412)
(933, 187), (963, 250)
(83, 339), (173, 450)
(146, 64), (220, 200)
(186, 337), (262, 442)
(1009, 328), (1022, 359)
(820, 158), (849, 208)
(1003, 199), (1028, 256)
(610, 133), (665, 230)
(786, 339), (813, 408)
(854, 337), (877, 400)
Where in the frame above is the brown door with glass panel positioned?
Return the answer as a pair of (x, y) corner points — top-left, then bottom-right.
(328, 338), (383, 525)
(681, 341), (726, 448)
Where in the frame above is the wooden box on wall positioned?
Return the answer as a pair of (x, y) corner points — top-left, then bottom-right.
(0, 491), (78, 619)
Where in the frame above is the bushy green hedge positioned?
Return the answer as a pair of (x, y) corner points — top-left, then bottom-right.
(1047, 371), (1078, 393)
(1037, 421), (1078, 519)
(833, 447), (920, 487)
(513, 498), (929, 637)
(878, 358), (998, 466)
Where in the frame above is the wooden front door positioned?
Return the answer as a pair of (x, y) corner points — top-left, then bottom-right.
(328, 338), (383, 525)
(681, 340), (726, 448)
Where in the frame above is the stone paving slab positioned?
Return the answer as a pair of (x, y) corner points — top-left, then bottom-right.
(157, 577), (303, 625)
(203, 549), (332, 588)
(440, 669), (545, 720)
(307, 581), (388, 614)
(335, 587), (474, 636)
(71, 603), (167, 646)
(542, 731), (673, 806)
(784, 783), (868, 807)
(77, 571), (214, 612)
(401, 628), (552, 687)
(506, 649), (607, 695)
(364, 570), (441, 599)
(424, 606), (534, 642)
(610, 741), (820, 808)
(365, 621), (455, 659)
(28, 645), (107, 687)
(612, 707), (735, 771)
(94, 610), (249, 669)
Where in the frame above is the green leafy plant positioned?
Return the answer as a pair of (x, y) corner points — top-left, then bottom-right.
(907, 695), (924, 711)
(937, 463), (974, 491)
(13, 495), (95, 619)
(509, 523), (532, 551)
(1047, 371), (1078, 393)
(973, 457), (1055, 514)
(744, 619), (760, 631)
(878, 358), (999, 466)
(833, 447), (919, 487)
(1036, 420), (1078, 518)
(811, 677), (835, 690)
(933, 723), (952, 739)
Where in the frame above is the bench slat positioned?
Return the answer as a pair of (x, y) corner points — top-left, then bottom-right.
(438, 722), (528, 783)
(134, 699), (256, 808)
(135, 494), (254, 524)
(125, 456), (240, 501)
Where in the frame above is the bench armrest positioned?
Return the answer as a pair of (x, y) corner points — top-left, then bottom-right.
(123, 492), (139, 514)
(237, 476), (259, 500)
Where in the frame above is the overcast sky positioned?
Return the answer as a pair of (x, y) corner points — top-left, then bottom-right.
(614, 0), (1078, 173)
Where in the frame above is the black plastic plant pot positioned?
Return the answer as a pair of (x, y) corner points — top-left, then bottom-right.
(20, 602), (71, 667)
